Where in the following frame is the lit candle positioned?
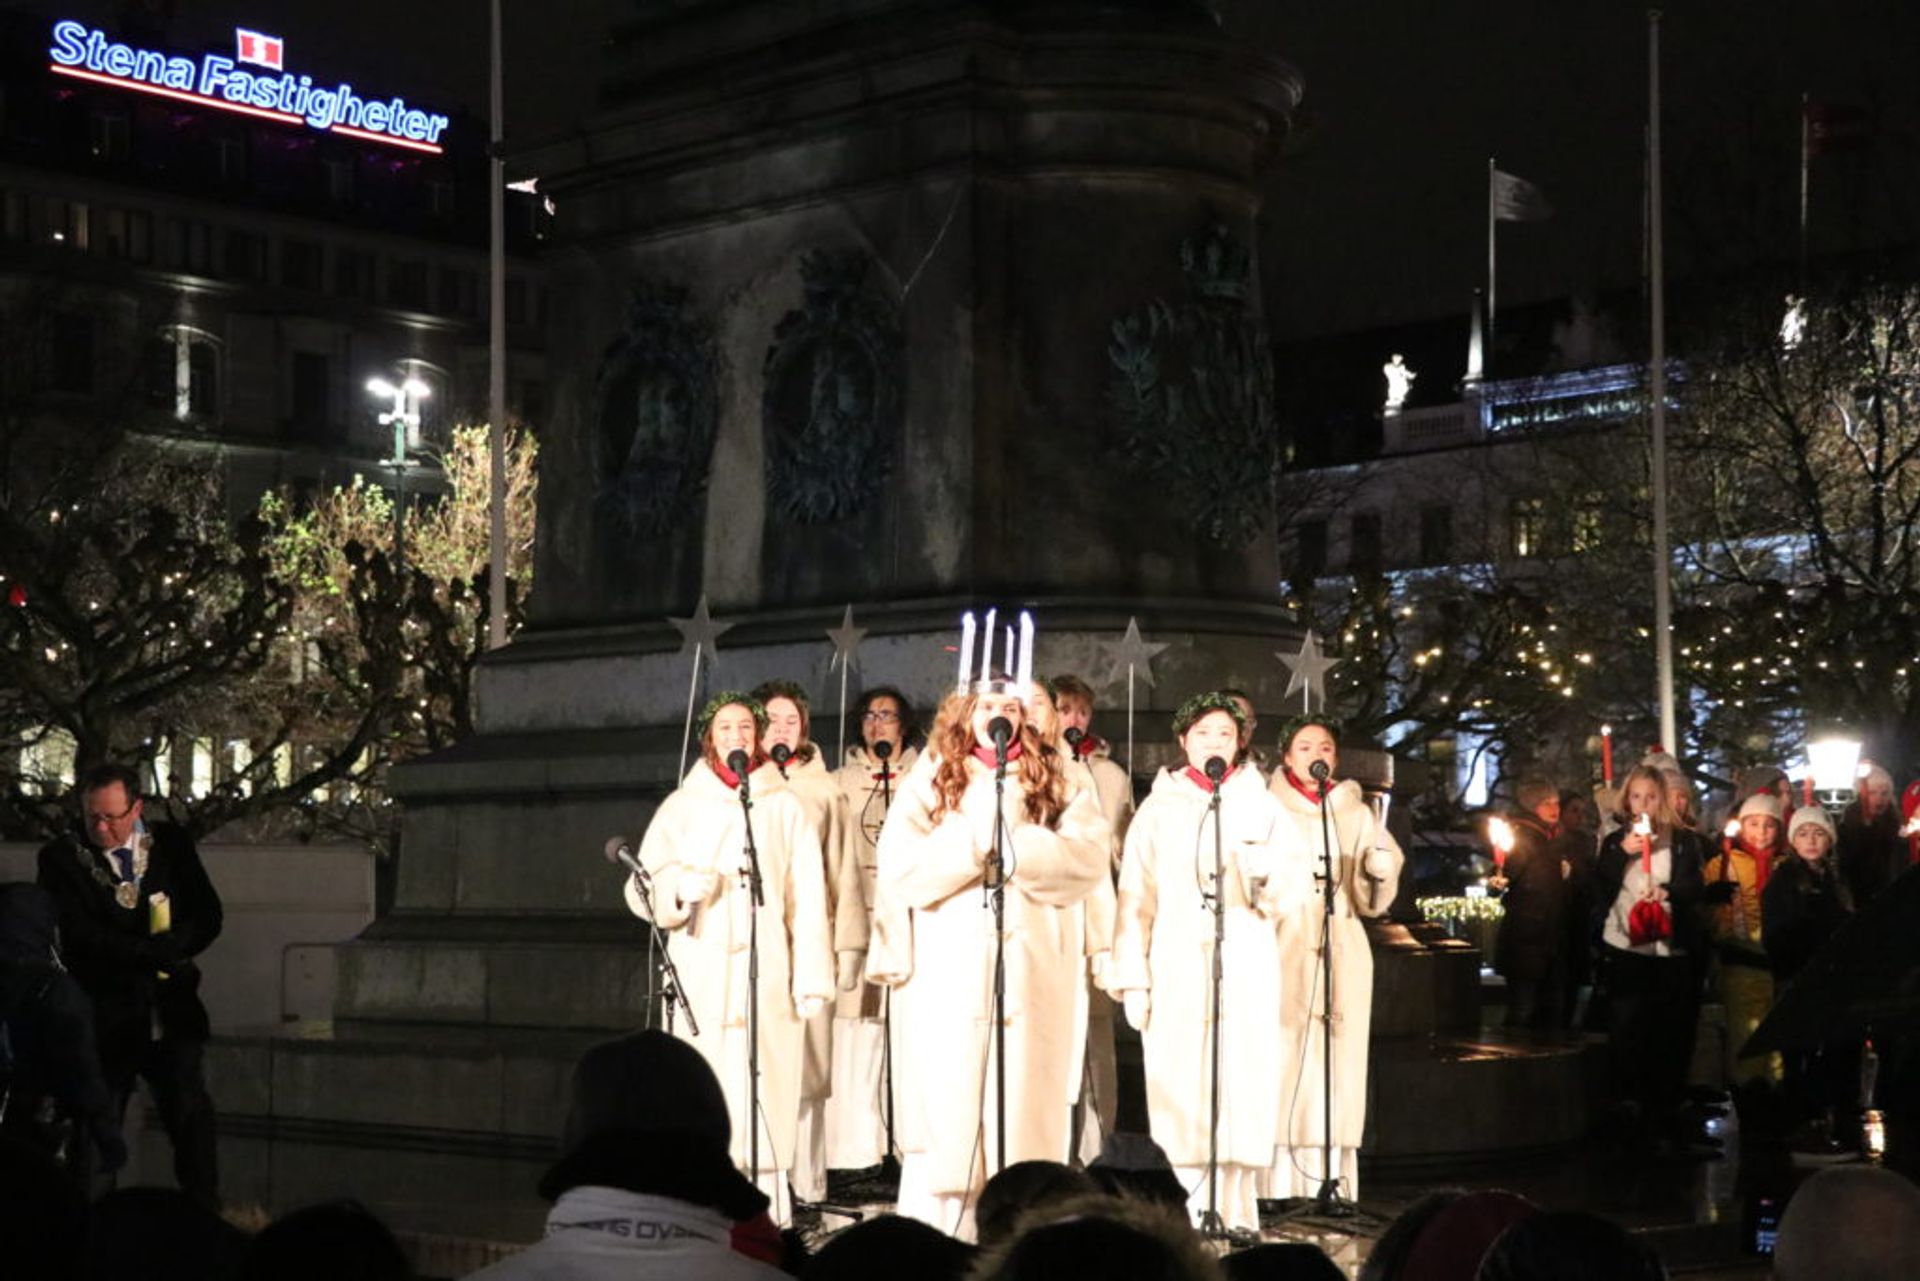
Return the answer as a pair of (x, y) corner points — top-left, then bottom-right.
(1600, 724), (1614, 788)
(1487, 816), (1514, 874)
(1633, 813), (1654, 880)
(956, 611), (976, 691)
(980, 608), (997, 683)
(1016, 611), (1034, 692)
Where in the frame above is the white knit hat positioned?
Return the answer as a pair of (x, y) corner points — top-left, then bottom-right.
(1789, 804), (1836, 843)
(1738, 792), (1783, 823)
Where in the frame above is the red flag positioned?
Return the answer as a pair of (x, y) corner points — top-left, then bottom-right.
(1805, 100), (1870, 158)
(235, 28), (285, 72)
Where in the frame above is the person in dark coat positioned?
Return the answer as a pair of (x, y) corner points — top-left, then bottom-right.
(36, 762), (222, 1207)
(1838, 763), (1907, 910)
(0, 882), (126, 1180)
(1556, 792), (1600, 1024)
(1764, 804), (1858, 1138)
(1494, 781), (1570, 1032)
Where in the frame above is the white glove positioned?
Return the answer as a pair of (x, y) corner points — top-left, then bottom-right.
(1121, 990), (1150, 1032)
(1363, 847), (1397, 880)
(795, 995), (828, 1021)
(836, 951), (865, 992)
(676, 869), (719, 908)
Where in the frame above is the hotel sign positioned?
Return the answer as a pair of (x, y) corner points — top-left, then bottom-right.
(49, 20), (452, 154)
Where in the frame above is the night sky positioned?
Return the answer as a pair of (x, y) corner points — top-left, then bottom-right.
(17, 1), (1920, 341)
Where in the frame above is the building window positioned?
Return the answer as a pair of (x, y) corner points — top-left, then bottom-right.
(1509, 497), (1546, 558)
(88, 109), (129, 161)
(147, 327), (220, 420)
(169, 218), (212, 273)
(222, 229), (264, 281)
(290, 351), (332, 436)
(1349, 512), (1383, 574)
(334, 249), (376, 300)
(324, 158), (354, 205)
(1419, 504), (1453, 565)
(97, 208), (130, 258)
(1292, 519), (1328, 580)
(1571, 491), (1605, 552)
(43, 197), (88, 248)
(125, 209), (151, 263)
(436, 267), (477, 318)
(213, 136), (247, 184)
(388, 259), (428, 310)
(281, 239), (324, 291)
(48, 314), (94, 393)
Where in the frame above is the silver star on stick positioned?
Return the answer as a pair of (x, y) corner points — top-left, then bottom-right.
(1100, 616), (1169, 688)
(1278, 629), (1338, 712)
(668, 593), (733, 657)
(826, 604), (866, 672)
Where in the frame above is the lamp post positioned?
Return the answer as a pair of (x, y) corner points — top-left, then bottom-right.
(1807, 735), (1862, 813)
(367, 376), (430, 579)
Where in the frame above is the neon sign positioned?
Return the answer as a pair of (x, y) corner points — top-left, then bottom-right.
(49, 21), (451, 155)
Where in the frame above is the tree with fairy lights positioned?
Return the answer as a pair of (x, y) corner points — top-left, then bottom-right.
(1670, 282), (1920, 769)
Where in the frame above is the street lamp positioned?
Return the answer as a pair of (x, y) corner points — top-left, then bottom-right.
(1807, 735), (1862, 812)
(366, 375), (432, 577)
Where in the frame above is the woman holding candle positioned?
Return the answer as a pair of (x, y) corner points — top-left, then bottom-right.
(1268, 718), (1403, 1201)
(622, 692), (836, 1222)
(1110, 693), (1313, 1231)
(1593, 763), (1710, 1151)
(868, 624), (1111, 1239)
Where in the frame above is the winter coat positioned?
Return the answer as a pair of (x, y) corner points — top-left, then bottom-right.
(0, 882), (124, 1169)
(1269, 770), (1404, 1150)
(1594, 826), (1708, 958)
(1558, 827), (1600, 986)
(1761, 854), (1852, 983)
(1493, 812), (1569, 981)
(1703, 842), (1774, 966)
(623, 762), (834, 1175)
(461, 1187), (788, 1281)
(1110, 767), (1312, 1164)
(869, 750), (1110, 1191)
(1064, 739), (1132, 980)
(832, 744), (919, 1020)
(1837, 804), (1908, 909)
(36, 821), (222, 1069)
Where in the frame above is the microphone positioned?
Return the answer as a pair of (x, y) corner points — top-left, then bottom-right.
(1309, 759), (1331, 791)
(604, 836), (643, 878)
(873, 740), (893, 762)
(1204, 756), (1228, 784)
(1064, 727), (1085, 749)
(770, 743), (793, 767)
(727, 749), (751, 786)
(988, 716), (1013, 767)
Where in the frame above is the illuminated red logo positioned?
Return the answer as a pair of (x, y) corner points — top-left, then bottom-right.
(234, 28), (283, 71)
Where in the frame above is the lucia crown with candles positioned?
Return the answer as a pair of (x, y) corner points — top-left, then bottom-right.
(955, 608), (1036, 697)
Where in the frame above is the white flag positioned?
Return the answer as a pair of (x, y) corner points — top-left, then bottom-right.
(1492, 169), (1553, 222)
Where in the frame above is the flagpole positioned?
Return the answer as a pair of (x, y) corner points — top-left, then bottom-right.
(1486, 157), (1498, 358)
(486, 0), (509, 649)
(1648, 9), (1678, 754)
(1797, 90), (1810, 283)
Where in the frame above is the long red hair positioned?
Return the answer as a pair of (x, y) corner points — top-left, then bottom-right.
(928, 690), (1069, 829)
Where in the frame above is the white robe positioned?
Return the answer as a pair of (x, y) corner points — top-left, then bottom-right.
(623, 761), (834, 1189)
(870, 750), (1110, 1226)
(1268, 771), (1404, 1199)
(1064, 741), (1133, 1163)
(778, 749), (863, 1199)
(1112, 766), (1312, 1229)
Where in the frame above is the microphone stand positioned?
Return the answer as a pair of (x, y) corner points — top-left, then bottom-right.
(1200, 773), (1228, 1239)
(1311, 768), (1355, 1218)
(876, 748), (899, 1173)
(612, 843), (699, 1037)
(986, 741), (1010, 1173)
(735, 759), (766, 1189)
